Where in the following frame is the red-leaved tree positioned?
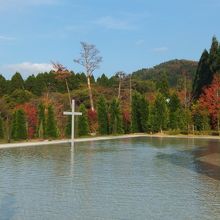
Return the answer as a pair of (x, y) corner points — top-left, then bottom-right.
(17, 103), (38, 139)
(87, 109), (97, 134)
(199, 74), (220, 128)
(122, 110), (131, 133)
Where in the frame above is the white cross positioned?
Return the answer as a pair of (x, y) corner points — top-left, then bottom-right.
(63, 99), (82, 147)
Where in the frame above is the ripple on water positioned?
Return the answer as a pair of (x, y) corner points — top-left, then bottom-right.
(0, 137), (220, 220)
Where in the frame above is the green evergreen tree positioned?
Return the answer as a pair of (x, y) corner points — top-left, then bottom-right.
(139, 96), (149, 132)
(193, 112), (210, 131)
(16, 109), (27, 139)
(11, 109), (27, 140)
(0, 74), (7, 97)
(46, 105), (58, 138)
(192, 49), (212, 100)
(148, 104), (156, 132)
(97, 74), (110, 87)
(131, 92), (140, 132)
(109, 99), (123, 134)
(175, 108), (186, 130)
(193, 107), (210, 131)
(10, 72), (24, 93)
(0, 116), (4, 139)
(131, 92), (149, 132)
(192, 37), (220, 100)
(168, 93), (183, 130)
(37, 103), (46, 138)
(68, 73), (80, 90)
(78, 104), (89, 136)
(151, 93), (169, 132)
(182, 108), (193, 133)
(25, 75), (43, 96)
(156, 73), (170, 98)
(97, 96), (109, 135)
(209, 36), (219, 73)
(11, 111), (17, 139)
(65, 116), (71, 137)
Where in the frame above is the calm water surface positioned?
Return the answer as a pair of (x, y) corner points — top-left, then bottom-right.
(0, 137), (220, 220)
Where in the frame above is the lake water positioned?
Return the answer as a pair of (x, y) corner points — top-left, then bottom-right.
(0, 137), (220, 220)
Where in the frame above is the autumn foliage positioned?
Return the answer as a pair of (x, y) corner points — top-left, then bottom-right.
(87, 109), (98, 133)
(199, 74), (220, 127)
(17, 103), (38, 139)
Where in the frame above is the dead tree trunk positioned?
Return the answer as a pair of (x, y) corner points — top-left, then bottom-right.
(87, 76), (94, 111)
(65, 79), (71, 108)
(118, 78), (121, 100)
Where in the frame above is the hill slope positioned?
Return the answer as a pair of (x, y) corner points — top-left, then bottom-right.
(132, 59), (198, 87)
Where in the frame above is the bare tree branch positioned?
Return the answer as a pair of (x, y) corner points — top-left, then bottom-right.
(74, 42), (102, 77)
(74, 42), (102, 111)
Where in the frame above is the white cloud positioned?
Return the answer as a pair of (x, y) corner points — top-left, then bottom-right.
(0, 35), (15, 41)
(95, 16), (136, 30)
(2, 62), (54, 78)
(153, 47), (169, 53)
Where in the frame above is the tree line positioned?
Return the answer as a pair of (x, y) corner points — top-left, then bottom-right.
(1, 38), (220, 142)
(0, 89), (212, 141)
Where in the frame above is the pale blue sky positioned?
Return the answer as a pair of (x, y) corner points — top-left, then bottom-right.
(0, 0), (219, 79)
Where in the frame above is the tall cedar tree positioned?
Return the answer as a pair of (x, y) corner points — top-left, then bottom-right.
(11, 112), (17, 139)
(0, 74), (7, 97)
(46, 105), (58, 138)
(97, 74), (110, 87)
(131, 92), (149, 132)
(37, 103), (46, 138)
(150, 93), (169, 133)
(209, 36), (219, 73)
(109, 99), (123, 134)
(97, 96), (109, 135)
(10, 72), (24, 92)
(11, 109), (27, 140)
(65, 116), (71, 137)
(168, 93), (184, 130)
(0, 116), (4, 139)
(192, 37), (219, 100)
(139, 95), (149, 132)
(131, 92), (139, 132)
(78, 104), (89, 136)
(25, 75), (43, 96)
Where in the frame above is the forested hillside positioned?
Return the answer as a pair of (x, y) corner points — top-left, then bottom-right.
(132, 59), (198, 88)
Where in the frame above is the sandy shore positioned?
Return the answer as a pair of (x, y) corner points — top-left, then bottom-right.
(0, 133), (220, 149)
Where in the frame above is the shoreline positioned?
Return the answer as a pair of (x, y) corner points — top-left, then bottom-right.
(0, 133), (220, 149)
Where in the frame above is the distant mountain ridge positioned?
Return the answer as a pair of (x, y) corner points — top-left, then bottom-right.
(132, 59), (198, 87)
